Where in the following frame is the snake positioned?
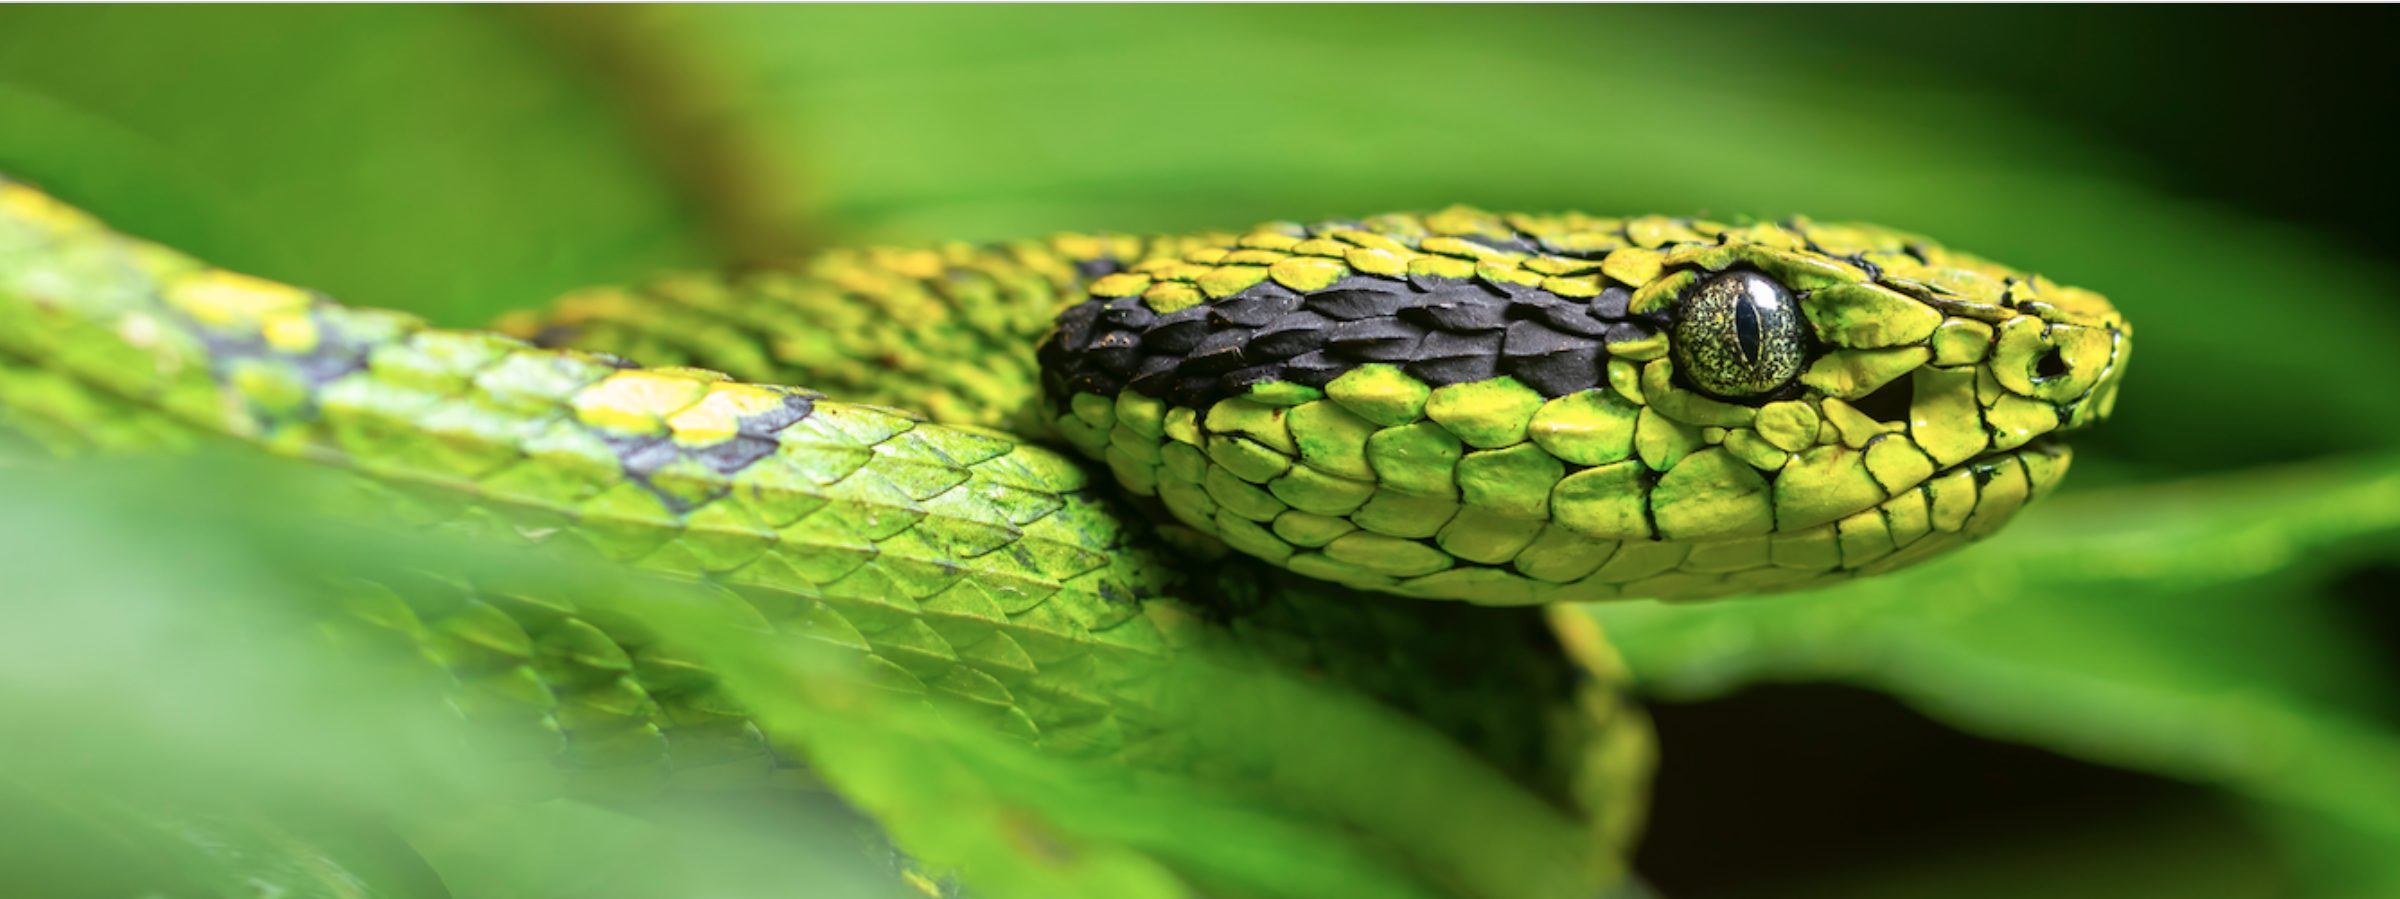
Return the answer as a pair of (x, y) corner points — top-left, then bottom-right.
(0, 175), (2130, 899)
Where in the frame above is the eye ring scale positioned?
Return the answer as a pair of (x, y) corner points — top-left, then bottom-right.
(1671, 269), (1808, 399)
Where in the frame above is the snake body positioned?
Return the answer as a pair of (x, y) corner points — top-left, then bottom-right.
(0, 176), (2128, 897)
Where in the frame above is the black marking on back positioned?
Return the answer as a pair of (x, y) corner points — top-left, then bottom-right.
(194, 306), (375, 391)
(530, 325), (582, 349)
(1074, 256), (1123, 280)
(1459, 233), (1542, 256)
(1042, 268), (1666, 408)
(604, 388), (819, 513)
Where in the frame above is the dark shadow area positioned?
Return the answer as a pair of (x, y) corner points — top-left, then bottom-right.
(2331, 562), (2400, 723)
(1634, 684), (2292, 898)
(1717, 7), (2400, 275)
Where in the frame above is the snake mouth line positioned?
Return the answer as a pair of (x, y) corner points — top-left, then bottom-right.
(1942, 434), (2066, 480)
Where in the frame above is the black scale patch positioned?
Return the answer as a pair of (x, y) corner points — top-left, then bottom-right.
(1041, 269), (1665, 410)
(604, 390), (818, 514)
(195, 306), (375, 389)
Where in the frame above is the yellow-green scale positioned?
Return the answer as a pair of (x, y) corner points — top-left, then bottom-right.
(499, 232), (1237, 435)
(1041, 207), (2125, 605)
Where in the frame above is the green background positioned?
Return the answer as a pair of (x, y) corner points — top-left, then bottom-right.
(2, 7), (2396, 898)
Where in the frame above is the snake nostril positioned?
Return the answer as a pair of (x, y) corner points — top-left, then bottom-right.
(2035, 348), (2069, 380)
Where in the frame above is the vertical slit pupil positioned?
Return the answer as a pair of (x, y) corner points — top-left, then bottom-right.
(1733, 300), (1763, 364)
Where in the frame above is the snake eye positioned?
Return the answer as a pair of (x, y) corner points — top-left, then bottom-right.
(1671, 270), (1807, 398)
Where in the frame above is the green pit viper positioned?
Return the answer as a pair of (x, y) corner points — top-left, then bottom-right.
(0, 176), (2130, 899)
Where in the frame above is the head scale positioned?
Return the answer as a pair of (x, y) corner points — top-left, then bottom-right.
(1039, 208), (2129, 605)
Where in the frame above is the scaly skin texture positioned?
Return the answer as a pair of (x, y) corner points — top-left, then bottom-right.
(506, 209), (2131, 607)
(0, 177), (1640, 899)
(495, 232), (1229, 434)
(490, 198), (2132, 894)
(0, 172), (2133, 896)
(1033, 210), (2131, 603)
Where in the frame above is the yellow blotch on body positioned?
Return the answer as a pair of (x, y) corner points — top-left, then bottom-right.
(669, 383), (798, 444)
(166, 269), (313, 328)
(574, 370), (714, 435)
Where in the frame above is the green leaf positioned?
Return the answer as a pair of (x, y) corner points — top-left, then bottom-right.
(1590, 455), (2400, 896)
(0, 6), (707, 326)
(0, 450), (1613, 899)
(0, 788), (455, 899)
(0, 453), (906, 899)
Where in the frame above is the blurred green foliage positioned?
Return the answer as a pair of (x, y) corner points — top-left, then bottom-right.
(2, 6), (2397, 898)
(0, 450), (910, 899)
(0, 449), (1605, 899)
(0, 6), (702, 326)
(1592, 455), (2400, 896)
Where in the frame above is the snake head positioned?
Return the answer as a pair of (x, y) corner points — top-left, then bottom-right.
(1040, 209), (2129, 604)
